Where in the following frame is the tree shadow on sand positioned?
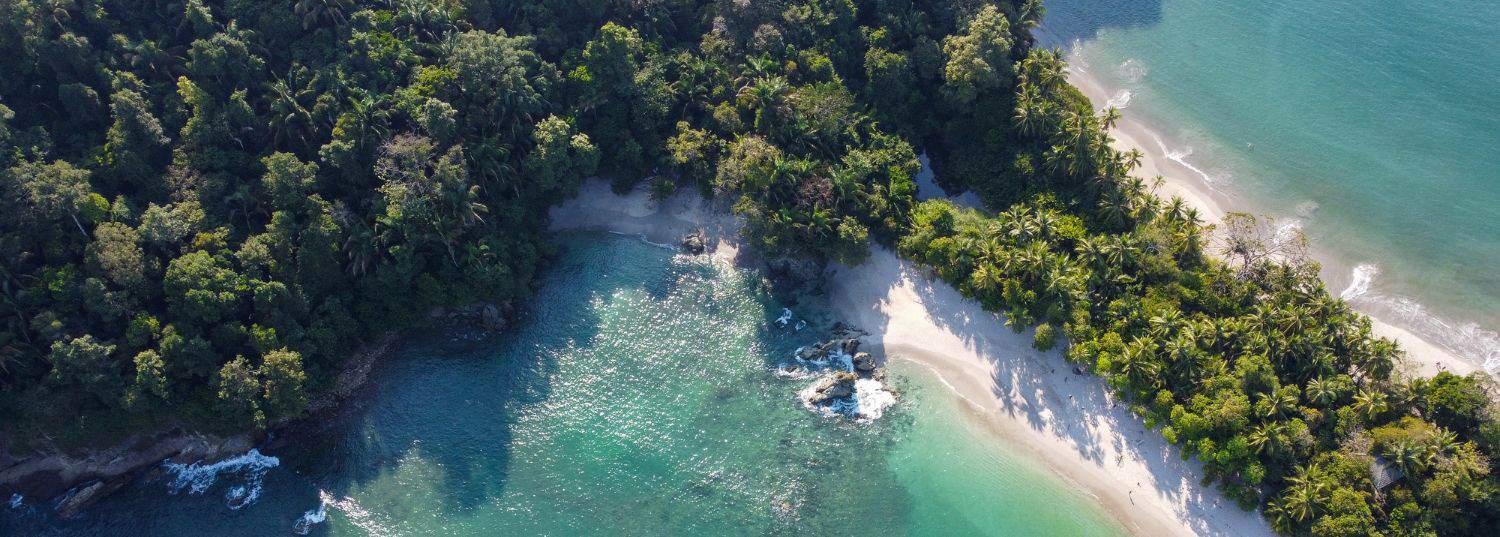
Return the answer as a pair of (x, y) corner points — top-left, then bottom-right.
(828, 246), (1268, 537)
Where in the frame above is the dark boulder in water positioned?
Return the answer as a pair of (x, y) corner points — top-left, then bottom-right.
(809, 372), (858, 404)
(481, 303), (508, 332)
(680, 231), (707, 254)
(852, 352), (876, 375)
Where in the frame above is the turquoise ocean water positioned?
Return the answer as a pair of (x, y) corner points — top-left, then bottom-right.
(1038, 0), (1499, 372)
(3, 232), (1124, 536)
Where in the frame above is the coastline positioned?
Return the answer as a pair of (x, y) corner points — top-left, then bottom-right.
(550, 179), (1272, 537)
(0, 335), (402, 515)
(1065, 70), (1480, 379)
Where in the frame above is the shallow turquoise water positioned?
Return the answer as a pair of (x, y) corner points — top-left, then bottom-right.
(1039, 0), (1499, 371)
(4, 232), (1124, 536)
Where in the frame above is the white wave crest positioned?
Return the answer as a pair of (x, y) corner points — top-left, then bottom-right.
(775, 308), (794, 328)
(1340, 264), (1380, 301)
(8, 493), (21, 509)
(851, 379), (898, 420)
(162, 449), (280, 510)
(1273, 219), (1304, 246)
(292, 500), (328, 535)
(1375, 296), (1500, 376)
(606, 230), (676, 250)
(304, 490), (396, 537)
(1067, 39), (1088, 73)
(1105, 90), (1134, 110)
(798, 378), (899, 423)
(1148, 132), (1223, 186)
(1336, 265), (1498, 375)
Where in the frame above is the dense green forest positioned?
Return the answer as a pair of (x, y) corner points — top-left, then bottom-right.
(0, 0), (1495, 534)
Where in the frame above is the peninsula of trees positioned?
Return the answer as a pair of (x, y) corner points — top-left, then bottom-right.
(1, 0), (1494, 534)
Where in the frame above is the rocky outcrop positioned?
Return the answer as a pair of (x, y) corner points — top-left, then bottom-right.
(807, 372), (859, 405)
(680, 231), (707, 254)
(429, 301), (514, 332)
(0, 431), (255, 518)
(302, 334), (399, 417)
(0, 333), (402, 518)
(765, 256), (826, 287)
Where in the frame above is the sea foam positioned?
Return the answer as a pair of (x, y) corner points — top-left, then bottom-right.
(1148, 131), (1225, 188)
(775, 308), (794, 328)
(1105, 90), (1134, 110)
(8, 493), (21, 509)
(797, 378), (898, 423)
(1340, 264), (1380, 301)
(296, 490), (395, 537)
(161, 449), (279, 510)
(785, 343), (897, 423)
(1338, 264), (1499, 375)
(292, 497), (329, 535)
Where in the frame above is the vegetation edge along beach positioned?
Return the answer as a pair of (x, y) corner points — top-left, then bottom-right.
(1, 0), (1495, 535)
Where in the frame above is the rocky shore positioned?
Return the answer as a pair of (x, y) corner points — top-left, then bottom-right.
(786, 330), (899, 423)
(0, 306), (503, 518)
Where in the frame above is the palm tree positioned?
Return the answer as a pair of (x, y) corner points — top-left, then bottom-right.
(1388, 438), (1434, 476)
(266, 71), (318, 154)
(1279, 467), (1328, 523)
(1100, 107), (1123, 131)
(1013, 84), (1046, 137)
(343, 221), (383, 277)
(1097, 190), (1133, 229)
(1305, 377), (1338, 407)
(1118, 337), (1162, 389)
(1248, 421), (1289, 455)
(738, 76), (790, 136)
(1352, 388), (1389, 422)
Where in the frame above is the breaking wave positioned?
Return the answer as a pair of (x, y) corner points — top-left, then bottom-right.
(291, 490), (395, 536)
(1340, 264), (1380, 301)
(1105, 90), (1134, 110)
(1338, 265), (1498, 375)
(161, 449), (279, 510)
(1148, 131), (1225, 188)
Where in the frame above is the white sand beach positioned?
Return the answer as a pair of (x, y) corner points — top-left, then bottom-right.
(551, 179), (1274, 536)
(1066, 70), (1479, 379)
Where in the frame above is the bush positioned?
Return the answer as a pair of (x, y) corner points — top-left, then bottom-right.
(1032, 322), (1058, 351)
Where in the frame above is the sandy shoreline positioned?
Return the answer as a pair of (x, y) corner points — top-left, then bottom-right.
(551, 179), (1273, 537)
(1065, 69), (1479, 379)
(826, 248), (1272, 537)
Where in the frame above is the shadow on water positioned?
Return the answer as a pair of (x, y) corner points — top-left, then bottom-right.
(291, 235), (628, 516)
(3, 232), (919, 535)
(1035, 0), (1165, 48)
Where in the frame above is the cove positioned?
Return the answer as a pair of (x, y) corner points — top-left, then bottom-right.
(4, 232), (1124, 536)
